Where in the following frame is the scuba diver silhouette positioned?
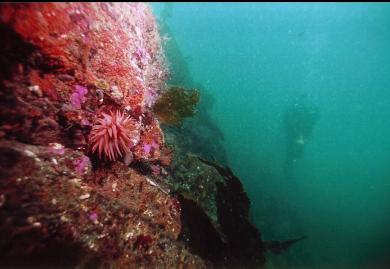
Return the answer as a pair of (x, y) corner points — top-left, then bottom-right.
(283, 94), (319, 179)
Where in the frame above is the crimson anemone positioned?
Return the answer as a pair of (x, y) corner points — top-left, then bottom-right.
(89, 111), (139, 161)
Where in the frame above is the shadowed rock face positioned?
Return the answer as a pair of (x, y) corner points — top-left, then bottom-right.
(163, 125), (268, 268)
(0, 140), (206, 269)
(177, 174), (266, 269)
(0, 138), (271, 269)
(198, 158), (266, 268)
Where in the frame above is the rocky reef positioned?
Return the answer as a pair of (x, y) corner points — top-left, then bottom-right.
(0, 3), (302, 269)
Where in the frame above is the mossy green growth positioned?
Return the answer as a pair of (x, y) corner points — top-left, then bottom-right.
(153, 86), (200, 125)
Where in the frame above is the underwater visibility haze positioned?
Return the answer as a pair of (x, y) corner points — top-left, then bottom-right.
(1, 3), (390, 269)
(152, 3), (390, 269)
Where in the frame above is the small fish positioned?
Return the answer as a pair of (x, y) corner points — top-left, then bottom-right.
(145, 177), (170, 195)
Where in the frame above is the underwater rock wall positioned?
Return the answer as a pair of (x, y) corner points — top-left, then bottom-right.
(0, 3), (168, 161)
(0, 139), (205, 268)
(0, 3), (279, 269)
(0, 3), (206, 268)
(163, 124), (268, 268)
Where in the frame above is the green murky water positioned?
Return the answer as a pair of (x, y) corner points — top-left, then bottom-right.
(152, 3), (390, 269)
